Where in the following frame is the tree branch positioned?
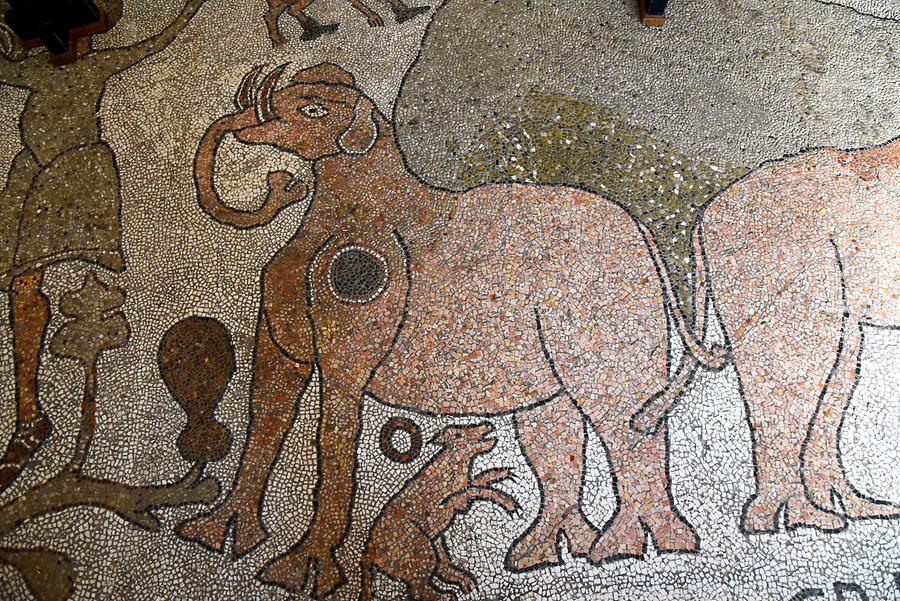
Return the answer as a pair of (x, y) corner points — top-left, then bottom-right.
(90, 0), (207, 73)
(0, 463), (219, 539)
(67, 369), (97, 472)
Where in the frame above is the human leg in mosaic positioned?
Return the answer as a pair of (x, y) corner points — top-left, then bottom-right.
(1, 1), (899, 599)
(0, 273), (222, 600)
(263, 0), (430, 45)
(0, 0), (207, 490)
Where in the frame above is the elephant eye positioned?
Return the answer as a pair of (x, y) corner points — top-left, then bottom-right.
(300, 103), (328, 118)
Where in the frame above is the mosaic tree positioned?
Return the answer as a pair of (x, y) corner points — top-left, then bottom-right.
(0, 274), (223, 601)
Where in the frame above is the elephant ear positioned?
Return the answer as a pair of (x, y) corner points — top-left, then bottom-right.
(338, 96), (378, 155)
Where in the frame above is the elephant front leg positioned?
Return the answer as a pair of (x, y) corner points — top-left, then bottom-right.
(258, 373), (361, 598)
(506, 394), (598, 571)
(176, 319), (312, 555)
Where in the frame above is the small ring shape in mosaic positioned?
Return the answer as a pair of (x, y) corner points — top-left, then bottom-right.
(379, 416), (422, 464)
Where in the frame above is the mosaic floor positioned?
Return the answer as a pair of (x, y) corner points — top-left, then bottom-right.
(0, 0), (899, 599)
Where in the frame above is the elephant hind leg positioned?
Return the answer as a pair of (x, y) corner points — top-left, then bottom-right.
(505, 394), (598, 572)
(803, 322), (900, 519)
(729, 251), (848, 534)
(587, 418), (698, 563)
(738, 358), (848, 534)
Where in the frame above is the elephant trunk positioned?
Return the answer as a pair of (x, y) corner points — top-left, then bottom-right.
(195, 111), (300, 229)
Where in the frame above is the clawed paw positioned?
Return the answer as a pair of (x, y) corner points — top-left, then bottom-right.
(472, 467), (514, 486)
(494, 490), (520, 515)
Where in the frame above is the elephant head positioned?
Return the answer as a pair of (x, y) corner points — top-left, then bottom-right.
(195, 62), (382, 228)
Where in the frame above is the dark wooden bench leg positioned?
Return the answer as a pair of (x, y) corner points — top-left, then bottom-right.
(4, 0), (110, 65)
(639, 0), (668, 26)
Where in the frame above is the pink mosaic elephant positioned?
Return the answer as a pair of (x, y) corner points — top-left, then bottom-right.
(175, 62), (728, 596)
(636, 137), (900, 533)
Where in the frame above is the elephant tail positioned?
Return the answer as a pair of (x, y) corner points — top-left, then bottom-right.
(630, 352), (699, 435)
(637, 220), (730, 371)
(629, 222), (731, 435)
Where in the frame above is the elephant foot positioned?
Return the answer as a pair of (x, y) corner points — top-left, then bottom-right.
(741, 491), (783, 534)
(742, 490), (843, 533)
(835, 482), (900, 520)
(805, 462), (900, 520)
(645, 512), (699, 554)
(784, 495), (846, 532)
(505, 508), (597, 571)
(804, 454), (855, 513)
(505, 523), (562, 572)
(259, 540), (344, 598)
(805, 467), (841, 514)
(392, 5), (431, 24)
(589, 512), (646, 564)
(176, 502), (267, 556)
(562, 509), (599, 558)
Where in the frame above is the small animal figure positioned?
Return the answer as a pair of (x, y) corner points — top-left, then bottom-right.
(360, 422), (517, 601)
(263, 0), (431, 45)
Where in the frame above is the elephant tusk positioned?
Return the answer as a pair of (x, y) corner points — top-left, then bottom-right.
(256, 63), (290, 122)
(235, 65), (264, 112)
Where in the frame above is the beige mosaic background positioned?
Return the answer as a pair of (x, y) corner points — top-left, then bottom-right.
(0, 0), (898, 599)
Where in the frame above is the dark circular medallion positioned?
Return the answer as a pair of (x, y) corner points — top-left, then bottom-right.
(379, 417), (422, 464)
(328, 246), (388, 303)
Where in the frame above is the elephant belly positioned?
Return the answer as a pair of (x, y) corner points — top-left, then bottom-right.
(839, 197), (900, 327)
(366, 301), (561, 415)
(368, 182), (662, 415)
